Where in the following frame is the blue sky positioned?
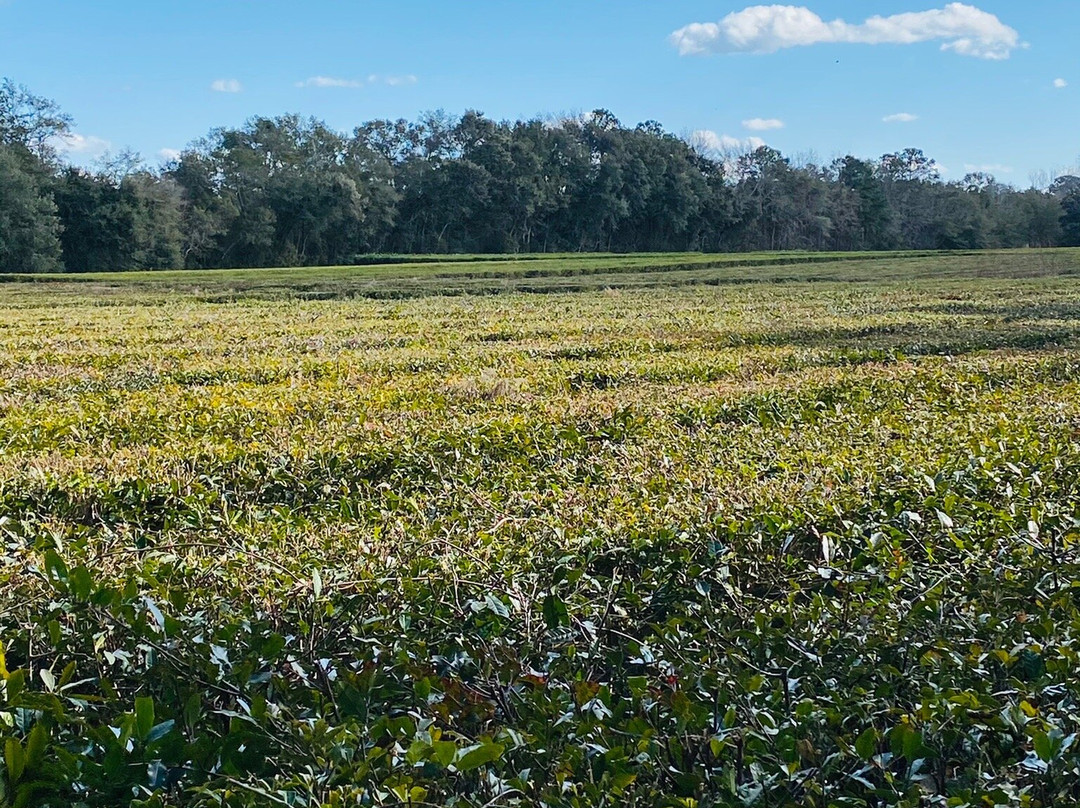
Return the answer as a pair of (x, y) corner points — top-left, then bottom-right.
(2, 1), (1076, 184)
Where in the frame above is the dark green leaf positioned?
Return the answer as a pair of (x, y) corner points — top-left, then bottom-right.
(456, 741), (504, 772)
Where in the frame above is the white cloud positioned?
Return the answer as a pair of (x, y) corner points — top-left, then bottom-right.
(689, 130), (766, 154)
(210, 78), (242, 93)
(883, 112), (919, 123)
(295, 76), (365, 88)
(54, 133), (112, 158)
(158, 148), (182, 162)
(671, 3), (1020, 60)
(295, 74), (418, 88)
(1054, 78), (1068, 89)
(743, 117), (784, 131)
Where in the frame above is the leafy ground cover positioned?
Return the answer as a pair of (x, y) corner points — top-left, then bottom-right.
(3, 250), (1080, 806)
(4, 249), (1076, 302)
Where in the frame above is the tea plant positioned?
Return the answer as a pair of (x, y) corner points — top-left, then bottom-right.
(2, 251), (1080, 806)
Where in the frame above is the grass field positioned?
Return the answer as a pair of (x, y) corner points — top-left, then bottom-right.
(3, 250), (1080, 807)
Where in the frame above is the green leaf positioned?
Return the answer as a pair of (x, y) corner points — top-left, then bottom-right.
(456, 741), (504, 772)
(431, 740), (458, 768)
(724, 766), (737, 795)
(413, 677), (431, 701)
(890, 723), (919, 759)
(5, 670), (25, 703)
(135, 696), (155, 741)
(69, 565), (93, 601)
(184, 692), (202, 727)
(4, 738), (25, 784)
(484, 594), (510, 618)
(250, 693), (267, 722)
(855, 727), (878, 760)
(1033, 730), (1053, 762)
(42, 550), (68, 587)
(405, 739), (430, 766)
(542, 594), (568, 629)
(57, 663), (80, 694)
(13, 781), (41, 808)
(23, 726), (47, 773)
(1034, 729), (1064, 763)
(902, 727), (923, 761)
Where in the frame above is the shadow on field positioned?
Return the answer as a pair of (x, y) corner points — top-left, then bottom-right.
(697, 322), (1080, 355)
(906, 301), (1080, 321)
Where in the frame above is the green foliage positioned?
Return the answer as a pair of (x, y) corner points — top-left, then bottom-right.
(3, 253), (1080, 805)
(3, 76), (1080, 274)
(0, 144), (62, 273)
(53, 166), (184, 273)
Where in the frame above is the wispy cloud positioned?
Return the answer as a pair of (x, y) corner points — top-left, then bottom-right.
(210, 78), (242, 93)
(743, 117), (784, 131)
(688, 130), (766, 154)
(883, 112), (919, 123)
(295, 76), (365, 88)
(382, 74), (418, 86)
(671, 3), (1020, 60)
(1054, 78), (1068, 89)
(158, 148), (182, 162)
(54, 132), (112, 157)
(296, 74), (418, 89)
(964, 162), (1013, 174)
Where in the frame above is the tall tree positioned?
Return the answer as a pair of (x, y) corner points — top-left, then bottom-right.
(834, 156), (893, 249)
(0, 144), (63, 272)
(0, 78), (72, 165)
(1051, 176), (1080, 247)
(4, 75), (1080, 268)
(0, 80), (68, 272)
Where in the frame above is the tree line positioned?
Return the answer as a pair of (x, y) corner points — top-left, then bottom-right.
(1, 78), (1078, 272)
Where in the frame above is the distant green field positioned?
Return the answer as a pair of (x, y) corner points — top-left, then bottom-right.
(2, 248), (1079, 301)
(3, 250), (1080, 806)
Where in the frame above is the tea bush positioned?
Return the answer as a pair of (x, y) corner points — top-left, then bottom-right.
(2, 251), (1080, 806)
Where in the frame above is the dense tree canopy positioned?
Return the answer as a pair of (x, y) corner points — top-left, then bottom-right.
(0, 144), (64, 273)
(0, 78), (1077, 272)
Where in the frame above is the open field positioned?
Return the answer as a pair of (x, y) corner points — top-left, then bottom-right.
(4, 249), (1080, 301)
(3, 250), (1080, 806)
